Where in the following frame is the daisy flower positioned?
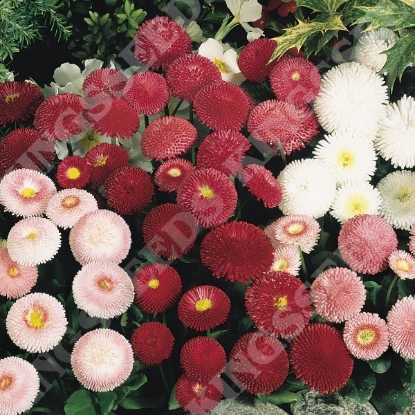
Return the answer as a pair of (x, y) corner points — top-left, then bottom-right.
(55, 155), (92, 189)
(154, 159), (196, 193)
(270, 245), (301, 276)
(389, 250), (415, 280)
(410, 223), (415, 256)
(376, 170), (415, 230)
(71, 328), (134, 391)
(278, 159), (337, 219)
(6, 292), (67, 353)
(82, 68), (127, 100)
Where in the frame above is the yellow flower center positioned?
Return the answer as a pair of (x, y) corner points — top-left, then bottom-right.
(26, 232), (37, 239)
(8, 267), (19, 277)
(397, 259), (410, 272)
(273, 295), (288, 310)
(200, 185), (214, 200)
(396, 186), (413, 203)
(5, 93), (19, 103)
(98, 278), (112, 290)
(20, 187), (36, 198)
(67, 167), (81, 180)
(291, 71), (300, 81)
(345, 194), (369, 217)
(61, 195), (80, 209)
(168, 168), (182, 178)
(0, 376), (12, 390)
(337, 150), (355, 168)
(287, 223), (304, 235)
(193, 383), (203, 393)
(273, 258), (288, 271)
(195, 298), (212, 312)
(93, 155), (109, 167)
(148, 279), (160, 289)
(357, 329), (375, 345)
(214, 58), (228, 74)
(28, 310), (46, 329)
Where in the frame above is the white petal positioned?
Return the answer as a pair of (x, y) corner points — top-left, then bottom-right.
(198, 38), (224, 61)
(239, 0), (262, 22)
(222, 49), (241, 73)
(246, 26), (264, 41)
(81, 59), (104, 77)
(221, 71), (245, 86)
(53, 63), (81, 86)
(225, 0), (241, 16)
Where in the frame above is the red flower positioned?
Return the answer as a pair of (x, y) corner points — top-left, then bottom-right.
(141, 203), (199, 260)
(104, 165), (154, 215)
(178, 285), (230, 331)
(56, 155), (92, 189)
(228, 331), (289, 395)
(141, 116), (198, 161)
(154, 158), (196, 193)
(130, 322), (174, 365)
(133, 263), (182, 314)
(289, 323), (354, 394)
(83, 68), (127, 100)
(200, 221), (274, 284)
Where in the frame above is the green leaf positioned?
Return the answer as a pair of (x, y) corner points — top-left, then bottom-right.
(364, 280), (385, 310)
(119, 395), (160, 410)
(296, 0), (348, 14)
(368, 354), (392, 374)
(125, 0), (131, 15)
(99, 13), (110, 26)
(372, 387), (412, 414)
(97, 392), (117, 415)
(64, 390), (96, 415)
(267, 391), (300, 405)
(210, 329), (228, 340)
(340, 371), (376, 403)
(168, 385), (180, 410)
(116, 373), (147, 403)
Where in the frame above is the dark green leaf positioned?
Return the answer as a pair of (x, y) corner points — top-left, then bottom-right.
(372, 387), (412, 414)
(210, 329), (229, 340)
(296, 0), (348, 13)
(267, 391), (300, 405)
(368, 354), (392, 374)
(97, 392), (117, 415)
(168, 385), (180, 410)
(64, 390), (96, 415)
(340, 371), (376, 403)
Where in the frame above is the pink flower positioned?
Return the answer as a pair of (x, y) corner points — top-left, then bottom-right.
(388, 250), (415, 280)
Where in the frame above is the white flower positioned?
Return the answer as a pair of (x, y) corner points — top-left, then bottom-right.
(313, 62), (388, 136)
(175, 17), (205, 43)
(313, 131), (377, 185)
(377, 170), (415, 230)
(374, 95), (415, 169)
(198, 38), (245, 85)
(225, 0), (263, 40)
(330, 182), (382, 224)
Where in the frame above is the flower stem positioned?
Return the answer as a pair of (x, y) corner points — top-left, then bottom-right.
(189, 103), (194, 125)
(276, 142), (286, 165)
(144, 115), (149, 128)
(214, 15), (238, 42)
(172, 99), (184, 116)
(298, 246), (308, 278)
(385, 274), (399, 310)
(159, 363), (170, 395)
(206, 328), (211, 337)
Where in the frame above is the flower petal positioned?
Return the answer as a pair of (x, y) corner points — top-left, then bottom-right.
(225, 0), (241, 16)
(239, 0), (262, 22)
(198, 38), (224, 61)
(53, 63), (81, 87)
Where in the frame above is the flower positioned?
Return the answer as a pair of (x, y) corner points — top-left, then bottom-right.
(343, 313), (389, 360)
(71, 328), (134, 391)
(72, 262), (134, 319)
(374, 95), (415, 168)
(313, 131), (377, 185)
(69, 209), (131, 265)
(46, 188), (98, 229)
(310, 267), (366, 323)
(389, 250), (415, 280)
(132, 263), (182, 314)
(376, 170), (415, 231)
(245, 271), (313, 339)
(130, 322), (174, 365)
(82, 68), (127, 100)
(241, 164), (282, 208)
(387, 296), (415, 359)
(0, 168), (56, 217)
(0, 356), (40, 415)
(228, 331), (289, 395)
(55, 155), (92, 189)
(270, 245), (301, 275)
(278, 159), (337, 219)
(140, 116), (198, 160)
(411, 224), (415, 256)
(7, 217), (61, 266)
(0, 248), (38, 299)
(154, 158), (196, 192)
(177, 168), (238, 228)
(289, 323), (354, 394)
(330, 182), (382, 224)
(0, 81), (44, 125)
(177, 285), (231, 331)
(313, 62), (388, 136)
(180, 336), (227, 381)
(134, 16), (192, 71)
(338, 214), (398, 275)
(104, 166), (154, 215)
(269, 57), (321, 106)
(6, 292), (67, 353)
(141, 203), (198, 260)
(200, 221), (274, 283)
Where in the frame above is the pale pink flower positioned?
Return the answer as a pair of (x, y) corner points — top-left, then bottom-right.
(388, 250), (415, 280)
(270, 245), (301, 276)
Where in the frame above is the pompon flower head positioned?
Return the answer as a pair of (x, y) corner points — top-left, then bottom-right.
(196, 130), (251, 177)
(7, 217), (61, 266)
(389, 250), (415, 280)
(85, 142), (130, 187)
(154, 158), (196, 192)
(165, 53), (222, 103)
(338, 214), (398, 275)
(71, 328), (134, 392)
(374, 95), (415, 169)
(178, 285), (231, 331)
(310, 267), (366, 323)
(46, 188), (98, 229)
(193, 81), (249, 131)
(56, 155), (92, 189)
(270, 245), (301, 275)
(313, 131), (377, 185)
(141, 203), (198, 260)
(134, 16), (192, 71)
(241, 164), (282, 209)
(270, 214), (320, 254)
(0, 248), (38, 299)
(354, 28), (397, 73)
(123, 71), (169, 115)
(0, 81), (44, 125)
(313, 62), (388, 136)
(0, 357), (40, 415)
(269, 57), (321, 106)
(278, 159), (336, 219)
(0, 168), (56, 217)
(34, 93), (88, 141)
(175, 373), (223, 414)
(245, 271), (312, 339)
(289, 323), (354, 394)
(133, 263), (182, 314)
(376, 170), (415, 230)
(387, 296), (415, 359)
(130, 322), (174, 365)
(180, 336), (227, 381)
(228, 331), (289, 395)
(104, 166), (154, 215)
(72, 262), (134, 319)
(247, 99), (319, 156)
(343, 313), (389, 361)
(82, 68), (127, 100)
(69, 209), (131, 265)
(200, 221), (274, 283)
(6, 292), (67, 353)
(140, 116), (198, 161)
